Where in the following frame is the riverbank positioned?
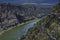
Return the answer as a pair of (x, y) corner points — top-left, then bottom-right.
(0, 18), (39, 35)
(0, 18), (39, 40)
(20, 14), (60, 40)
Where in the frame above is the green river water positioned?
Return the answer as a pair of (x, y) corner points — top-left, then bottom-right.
(0, 20), (39, 40)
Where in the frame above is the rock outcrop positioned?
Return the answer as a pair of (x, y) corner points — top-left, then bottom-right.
(0, 2), (52, 31)
(20, 3), (60, 40)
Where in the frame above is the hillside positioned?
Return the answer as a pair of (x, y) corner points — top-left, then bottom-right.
(20, 3), (60, 40)
(0, 3), (52, 31)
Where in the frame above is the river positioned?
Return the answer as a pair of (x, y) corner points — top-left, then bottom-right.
(0, 19), (40, 40)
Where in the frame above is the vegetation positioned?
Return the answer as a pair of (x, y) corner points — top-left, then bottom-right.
(0, 2), (52, 32)
(20, 3), (60, 40)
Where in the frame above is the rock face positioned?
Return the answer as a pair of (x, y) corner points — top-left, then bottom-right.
(20, 3), (60, 40)
(0, 3), (52, 30)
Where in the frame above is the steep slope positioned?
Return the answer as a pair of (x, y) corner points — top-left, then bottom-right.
(0, 3), (52, 31)
(20, 3), (60, 40)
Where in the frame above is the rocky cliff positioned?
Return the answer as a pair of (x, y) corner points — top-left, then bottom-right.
(20, 3), (60, 40)
(0, 2), (52, 31)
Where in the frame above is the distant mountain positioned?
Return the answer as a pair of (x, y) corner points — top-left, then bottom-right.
(0, 0), (58, 4)
(0, 3), (52, 31)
